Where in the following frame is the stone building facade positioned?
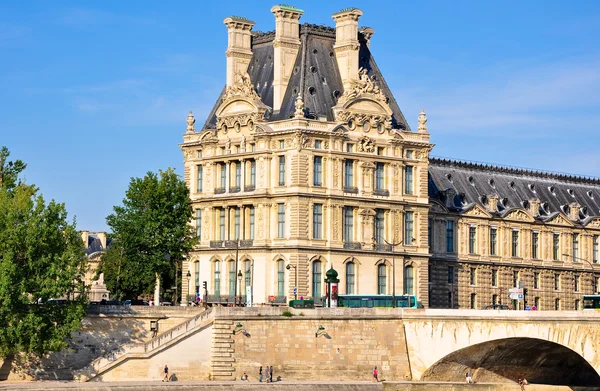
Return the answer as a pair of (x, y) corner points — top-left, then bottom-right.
(179, 5), (600, 309)
(180, 6), (431, 306)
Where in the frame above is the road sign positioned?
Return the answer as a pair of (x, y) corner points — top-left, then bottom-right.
(293, 287), (297, 295)
(509, 293), (524, 300)
(509, 288), (523, 294)
(525, 306), (531, 311)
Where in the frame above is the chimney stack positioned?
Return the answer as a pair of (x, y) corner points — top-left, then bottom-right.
(271, 5), (303, 111)
(81, 230), (89, 248)
(332, 8), (363, 89)
(97, 232), (107, 250)
(223, 16), (256, 88)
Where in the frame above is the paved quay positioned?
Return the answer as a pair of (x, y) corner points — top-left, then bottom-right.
(1, 381), (598, 391)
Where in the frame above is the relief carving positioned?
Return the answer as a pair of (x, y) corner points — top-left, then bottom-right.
(357, 136), (375, 153)
(223, 71), (260, 101)
(294, 131), (309, 151)
(342, 68), (387, 102)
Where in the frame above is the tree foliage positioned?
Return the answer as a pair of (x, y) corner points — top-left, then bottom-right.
(0, 147), (87, 358)
(101, 168), (197, 299)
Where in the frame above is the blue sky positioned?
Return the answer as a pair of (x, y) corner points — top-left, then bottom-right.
(1, 1), (599, 232)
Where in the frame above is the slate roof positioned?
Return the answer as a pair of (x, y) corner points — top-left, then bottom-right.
(84, 233), (113, 255)
(429, 158), (600, 223)
(202, 24), (411, 130)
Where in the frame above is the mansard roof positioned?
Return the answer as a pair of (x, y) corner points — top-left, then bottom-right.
(203, 24), (410, 131)
(429, 158), (600, 224)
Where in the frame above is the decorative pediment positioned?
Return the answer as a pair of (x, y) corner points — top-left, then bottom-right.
(216, 71), (269, 132)
(359, 208), (376, 217)
(430, 200), (448, 214)
(503, 208), (535, 223)
(545, 212), (575, 227)
(584, 217), (600, 229)
(462, 204), (492, 218)
(199, 130), (218, 144)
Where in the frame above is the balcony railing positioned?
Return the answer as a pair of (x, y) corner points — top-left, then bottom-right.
(214, 188), (226, 194)
(343, 187), (359, 194)
(209, 241), (224, 248)
(374, 243), (393, 252)
(373, 189), (390, 196)
(239, 240), (254, 247)
(230, 186), (241, 193)
(207, 295), (246, 305)
(343, 241), (362, 250)
(244, 185), (255, 192)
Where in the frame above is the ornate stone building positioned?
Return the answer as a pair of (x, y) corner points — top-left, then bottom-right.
(180, 6), (431, 306)
(179, 5), (600, 309)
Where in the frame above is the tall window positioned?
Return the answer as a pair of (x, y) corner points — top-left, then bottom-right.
(219, 163), (226, 189)
(249, 206), (255, 240)
(235, 163), (241, 188)
(228, 261), (235, 296)
(470, 267), (476, 285)
(492, 269), (498, 287)
(374, 209), (385, 243)
(575, 275), (580, 292)
(554, 273), (560, 290)
(490, 227), (497, 256)
(343, 207), (354, 242)
(344, 160), (354, 188)
(346, 262), (355, 294)
(594, 235), (599, 263)
(404, 265), (414, 295)
(194, 260), (200, 293)
(213, 261), (221, 296)
(219, 208), (225, 240)
(555, 298), (560, 310)
(195, 209), (202, 238)
(469, 226), (476, 254)
(404, 211), (414, 245)
(534, 272), (540, 289)
(404, 166), (414, 195)
(573, 233), (579, 260)
(377, 264), (386, 294)
(534, 297), (540, 310)
(312, 261), (322, 297)
(532, 231), (539, 259)
(234, 208), (240, 239)
(595, 277), (599, 293)
(553, 233), (560, 260)
(512, 230), (519, 257)
(197, 165), (203, 192)
(375, 163), (384, 190)
(277, 260), (285, 296)
(313, 156), (322, 186)
(313, 204), (323, 239)
(250, 160), (256, 187)
(513, 271), (519, 287)
(492, 294), (498, 305)
(277, 203), (285, 238)
(446, 221), (454, 253)
(428, 218), (433, 250)
(448, 266), (454, 283)
(244, 260), (251, 294)
(470, 293), (477, 309)
(278, 156), (285, 186)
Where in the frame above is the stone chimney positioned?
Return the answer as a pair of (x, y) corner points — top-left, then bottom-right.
(223, 16), (255, 87)
(332, 8), (363, 89)
(528, 198), (541, 218)
(271, 4), (303, 112)
(569, 202), (581, 221)
(96, 232), (107, 250)
(80, 230), (89, 248)
(486, 194), (499, 213)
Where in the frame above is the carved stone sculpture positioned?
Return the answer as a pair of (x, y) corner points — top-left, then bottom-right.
(240, 134), (246, 152)
(341, 67), (387, 103)
(186, 110), (195, 133)
(223, 71), (260, 101)
(294, 94), (304, 119)
(418, 109), (428, 132)
(357, 136), (375, 153)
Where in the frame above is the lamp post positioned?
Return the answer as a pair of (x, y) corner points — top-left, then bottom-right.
(286, 264), (298, 300)
(563, 254), (599, 294)
(237, 270), (243, 306)
(186, 270), (192, 306)
(232, 238), (240, 306)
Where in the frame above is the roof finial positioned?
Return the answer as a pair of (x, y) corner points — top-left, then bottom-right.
(418, 108), (428, 133)
(186, 110), (195, 133)
(294, 94), (305, 119)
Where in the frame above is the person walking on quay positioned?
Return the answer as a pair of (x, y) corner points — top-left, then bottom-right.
(163, 364), (169, 382)
(259, 366), (263, 382)
(465, 370), (474, 384)
(270, 365), (274, 382)
(518, 378), (528, 391)
(373, 366), (379, 382)
(265, 365), (271, 383)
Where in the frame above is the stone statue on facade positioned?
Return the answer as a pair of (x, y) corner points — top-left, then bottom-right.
(418, 108), (428, 132)
(240, 134), (246, 152)
(294, 94), (305, 119)
(223, 71), (260, 101)
(186, 110), (195, 133)
(225, 138), (232, 154)
(357, 136), (375, 153)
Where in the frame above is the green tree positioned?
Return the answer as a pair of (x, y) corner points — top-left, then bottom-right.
(0, 147), (87, 357)
(102, 168), (196, 301)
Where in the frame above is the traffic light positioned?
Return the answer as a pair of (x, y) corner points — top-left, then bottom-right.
(523, 288), (528, 305)
(202, 281), (207, 290)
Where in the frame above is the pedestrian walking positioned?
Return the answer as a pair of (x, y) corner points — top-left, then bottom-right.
(259, 366), (263, 382)
(518, 378), (527, 391)
(373, 366), (379, 382)
(270, 365), (274, 382)
(465, 370), (474, 384)
(163, 364), (169, 382)
(265, 365), (271, 383)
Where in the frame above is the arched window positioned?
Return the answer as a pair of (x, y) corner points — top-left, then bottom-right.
(228, 260), (235, 297)
(312, 261), (322, 298)
(377, 264), (386, 294)
(346, 262), (355, 294)
(244, 260), (251, 294)
(213, 261), (221, 296)
(404, 265), (414, 295)
(277, 260), (285, 297)
(194, 260), (200, 293)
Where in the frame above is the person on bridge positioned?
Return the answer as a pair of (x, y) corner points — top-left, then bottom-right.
(465, 370), (474, 383)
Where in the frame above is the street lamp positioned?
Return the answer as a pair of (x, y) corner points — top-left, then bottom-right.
(563, 254), (599, 294)
(286, 264), (297, 300)
(237, 270), (243, 306)
(186, 270), (192, 305)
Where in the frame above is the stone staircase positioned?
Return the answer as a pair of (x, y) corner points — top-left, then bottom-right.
(210, 319), (236, 380)
(77, 307), (214, 382)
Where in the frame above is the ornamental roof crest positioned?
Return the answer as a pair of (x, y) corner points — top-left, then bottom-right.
(223, 71), (261, 101)
(341, 67), (387, 103)
(216, 71), (270, 132)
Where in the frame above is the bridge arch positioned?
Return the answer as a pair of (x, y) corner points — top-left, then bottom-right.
(422, 337), (600, 386)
